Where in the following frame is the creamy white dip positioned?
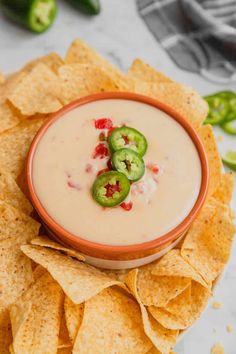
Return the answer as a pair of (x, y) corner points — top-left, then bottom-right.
(32, 99), (201, 246)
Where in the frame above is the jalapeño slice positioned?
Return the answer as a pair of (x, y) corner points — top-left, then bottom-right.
(112, 148), (145, 182)
(221, 120), (236, 135)
(109, 126), (147, 157)
(217, 91), (236, 122)
(204, 95), (229, 125)
(222, 150), (236, 171)
(92, 171), (130, 207)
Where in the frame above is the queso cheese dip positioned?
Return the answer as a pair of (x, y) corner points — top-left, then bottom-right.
(32, 99), (202, 246)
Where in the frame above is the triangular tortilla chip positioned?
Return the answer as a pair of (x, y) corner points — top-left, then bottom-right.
(21, 245), (124, 304)
(133, 81), (208, 129)
(73, 286), (152, 354)
(65, 38), (130, 91)
(0, 308), (13, 354)
(0, 117), (44, 178)
(8, 63), (62, 115)
(136, 262), (190, 307)
(181, 200), (235, 283)
(0, 170), (32, 215)
(10, 272), (63, 354)
(128, 59), (173, 83)
(125, 269), (178, 354)
(151, 249), (209, 288)
(198, 125), (222, 197)
(31, 236), (84, 261)
(213, 172), (235, 205)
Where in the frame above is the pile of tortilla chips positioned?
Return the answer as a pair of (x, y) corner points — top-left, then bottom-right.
(0, 39), (235, 354)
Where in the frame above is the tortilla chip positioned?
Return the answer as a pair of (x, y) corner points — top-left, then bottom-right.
(198, 125), (222, 197)
(0, 102), (23, 134)
(102, 269), (129, 282)
(0, 71), (5, 85)
(151, 280), (208, 328)
(0, 117), (44, 178)
(33, 265), (47, 281)
(21, 245), (124, 304)
(0, 170), (32, 215)
(0, 236), (34, 309)
(58, 311), (72, 349)
(133, 81), (208, 129)
(64, 296), (84, 342)
(136, 262), (190, 307)
(65, 38), (130, 90)
(0, 72), (27, 105)
(10, 272), (63, 354)
(128, 59), (173, 83)
(213, 172), (235, 205)
(181, 200), (235, 283)
(22, 52), (64, 74)
(8, 63), (62, 115)
(73, 286), (152, 354)
(151, 249), (209, 288)
(31, 236), (84, 261)
(125, 270), (178, 354)
(0, 308), (13, 354)
(0, 201), (40, 242)
(59, 64), (122, 105)
(57, 348), (72, 354)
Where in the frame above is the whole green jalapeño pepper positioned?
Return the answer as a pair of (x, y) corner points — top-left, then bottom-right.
(1, 0), (57, 33)
(67, 0), (100, 15)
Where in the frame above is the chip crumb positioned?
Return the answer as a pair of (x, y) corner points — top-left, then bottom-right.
(226, 324), (234, 333)
(212, 301), (222, 309)
(211, 342), (224, 354)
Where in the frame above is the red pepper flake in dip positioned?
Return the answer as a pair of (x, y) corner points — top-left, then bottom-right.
(67, 180), (81, 191)
(120, 201), (133, 211)
(147, 163), (159, 174)
(92, 143), (109, 159)
(94, 118), (113, 130)
(85, 163), (93, 173)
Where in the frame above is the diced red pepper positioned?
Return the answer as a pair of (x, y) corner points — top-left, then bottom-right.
(92, 143), (109, 159)
(94, 118), (113, 130)
(122, 135), (129, 144)
(105, 182), (121, 198)
(120, 201), (133, 211)
(97, 168), (110, 176)
(147, 163), (159, 174)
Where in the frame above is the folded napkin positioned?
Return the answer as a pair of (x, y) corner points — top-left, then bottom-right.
(137, 0), (236, 83)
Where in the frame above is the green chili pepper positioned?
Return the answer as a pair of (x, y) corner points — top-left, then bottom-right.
(221, 120), (236, 135)
(109, 126), (148, 157)
(67, 0), (100, 15)
(222, 150), (236, 171)
(217, 91), (236, 122)
(112, 148), (145, 182)
(0, 0), (57, 33)
(204, 95), (229, 125)
(92, 171), (130, 207)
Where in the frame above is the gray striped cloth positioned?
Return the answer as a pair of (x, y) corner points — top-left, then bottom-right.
(137, 0), (236, 84)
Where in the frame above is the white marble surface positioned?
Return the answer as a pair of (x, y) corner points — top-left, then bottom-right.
(0, 1), (235, 353)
